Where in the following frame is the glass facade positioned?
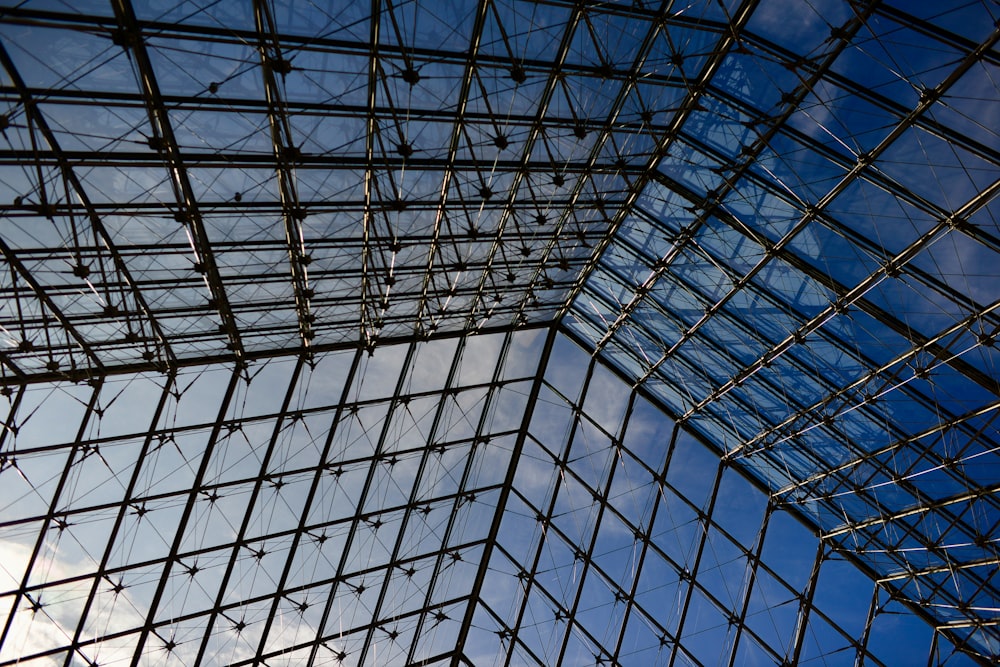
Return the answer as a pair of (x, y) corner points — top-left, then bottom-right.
(0, 0), (997, 665)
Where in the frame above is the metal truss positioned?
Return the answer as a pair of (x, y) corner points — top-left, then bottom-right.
(567, 0), (1000, 661)
(0, 0), (669, 381)
(1, 0), (999, 666)
(0, 328), (551, 666)
(458, 338), (983, 665)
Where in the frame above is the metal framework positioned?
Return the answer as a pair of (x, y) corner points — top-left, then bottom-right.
(0, 0), (997, 666)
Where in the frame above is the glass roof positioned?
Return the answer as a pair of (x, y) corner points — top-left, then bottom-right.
(565, 0), (1000, 658)
(0, 0), (661, 378)
(0, 0), (998, 665)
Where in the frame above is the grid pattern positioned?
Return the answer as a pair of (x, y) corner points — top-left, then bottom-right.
(467, 333), (976, 666)
(0, 0), (671, 380)
(566, 0), (1000, 658)
(1, 328), (987, 667)
(1, 329), (547, 666)
(0, 0), (998, 666)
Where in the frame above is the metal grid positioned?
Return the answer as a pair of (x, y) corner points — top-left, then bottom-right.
(0, 0), (666, 381)
(465, 333), (979, 666)
(0, 0), (998, 665)
(566, 0), (1000, 659)
(3, 326), (984, 667)
(0, 329), (548, 666)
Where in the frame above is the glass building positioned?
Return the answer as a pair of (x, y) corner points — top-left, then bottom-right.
(0, 1), (997, 665)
